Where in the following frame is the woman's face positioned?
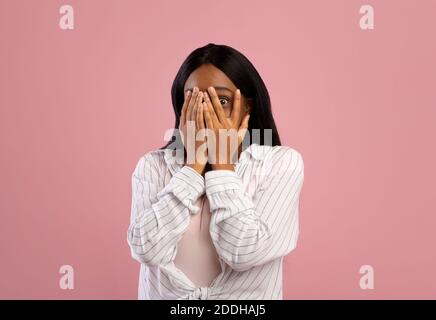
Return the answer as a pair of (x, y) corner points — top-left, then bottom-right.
(183, 63), (250, 122)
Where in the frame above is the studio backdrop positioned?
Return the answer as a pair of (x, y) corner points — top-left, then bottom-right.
(0, 0), (435, 299)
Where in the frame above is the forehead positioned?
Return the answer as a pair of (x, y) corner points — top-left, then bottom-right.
(184, 63), (237, 92)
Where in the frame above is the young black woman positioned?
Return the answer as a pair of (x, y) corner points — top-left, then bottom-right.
(127, 43), (304, 300)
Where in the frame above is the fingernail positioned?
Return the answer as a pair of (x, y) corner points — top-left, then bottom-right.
(236, 89), (240, 94)
(186, 90), (191, 97)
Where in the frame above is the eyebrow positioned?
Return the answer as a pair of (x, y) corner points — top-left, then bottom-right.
(185, 86), (233, 93)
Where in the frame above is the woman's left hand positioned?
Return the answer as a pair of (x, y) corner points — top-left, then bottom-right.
(203, 87), (250, 170)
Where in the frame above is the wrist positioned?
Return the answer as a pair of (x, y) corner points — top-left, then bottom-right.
(211, 163), (235, 171)
(186, 163), (206, 175)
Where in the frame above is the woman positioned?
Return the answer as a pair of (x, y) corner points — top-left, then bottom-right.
(127, 43), (304, 300)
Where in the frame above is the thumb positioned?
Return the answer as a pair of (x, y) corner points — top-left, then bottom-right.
(241, 114), (250, 129)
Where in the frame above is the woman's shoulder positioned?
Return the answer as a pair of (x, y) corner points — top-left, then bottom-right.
(132, 148), (168, 180)
(246, 144), (304, 186)
(249, 144), (304, 168)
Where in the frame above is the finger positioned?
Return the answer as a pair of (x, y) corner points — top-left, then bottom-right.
(195, 91), (203, 121)
(204, 102), (219, 164)
(189, 103), (196, 133)
(190, 91), (202, 122)
(186, 86), (199, 121)
(203, 102), (214, 129)
(197, 103), (205, 129)
(206, 87), (226, 124)
(180, 90), (192, 125)
(230, 88), (241, 125)
(203, 91), (220, 126)
(196, 101), (201, 129)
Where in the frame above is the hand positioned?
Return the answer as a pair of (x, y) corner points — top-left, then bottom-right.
(179, 87), (208, 175)
(203, 87), (250, 171)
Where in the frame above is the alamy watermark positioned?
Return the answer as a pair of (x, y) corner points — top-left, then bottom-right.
(163, 121), (273, 166)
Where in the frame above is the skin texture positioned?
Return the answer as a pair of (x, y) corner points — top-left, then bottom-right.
(179, 64), (251, 175)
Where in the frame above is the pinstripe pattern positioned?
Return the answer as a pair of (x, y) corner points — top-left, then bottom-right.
(127, 144), (304, 299)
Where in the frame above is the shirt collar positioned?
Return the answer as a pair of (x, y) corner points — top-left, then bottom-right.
(162, 143), (272, 175)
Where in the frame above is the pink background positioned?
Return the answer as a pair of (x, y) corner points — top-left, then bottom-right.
(1, 0), (435, 299)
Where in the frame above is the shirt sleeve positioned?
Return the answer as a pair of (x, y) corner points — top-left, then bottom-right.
(127, 154), (205, 266)
(205, 147), (304, 272)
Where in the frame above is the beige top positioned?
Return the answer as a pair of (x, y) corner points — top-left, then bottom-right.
(173, 194), (222, 287)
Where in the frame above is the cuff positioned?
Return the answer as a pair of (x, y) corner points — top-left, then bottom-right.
(158, 166), (205, 214)
(205, 170), (243, 195)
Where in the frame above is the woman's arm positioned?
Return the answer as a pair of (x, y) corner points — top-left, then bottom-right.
(206, 147), (304, 272)
(127, 153), (205, 266)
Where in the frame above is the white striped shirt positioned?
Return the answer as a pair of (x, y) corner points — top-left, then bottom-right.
(127, 143), (304, 299)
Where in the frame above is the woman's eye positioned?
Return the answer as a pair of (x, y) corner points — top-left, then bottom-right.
(219, 97), (230, 106)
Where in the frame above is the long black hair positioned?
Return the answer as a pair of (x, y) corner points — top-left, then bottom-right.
(162, 43), (281, 149)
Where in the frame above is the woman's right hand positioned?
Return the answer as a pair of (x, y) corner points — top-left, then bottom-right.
(179, 87), (208, 175)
